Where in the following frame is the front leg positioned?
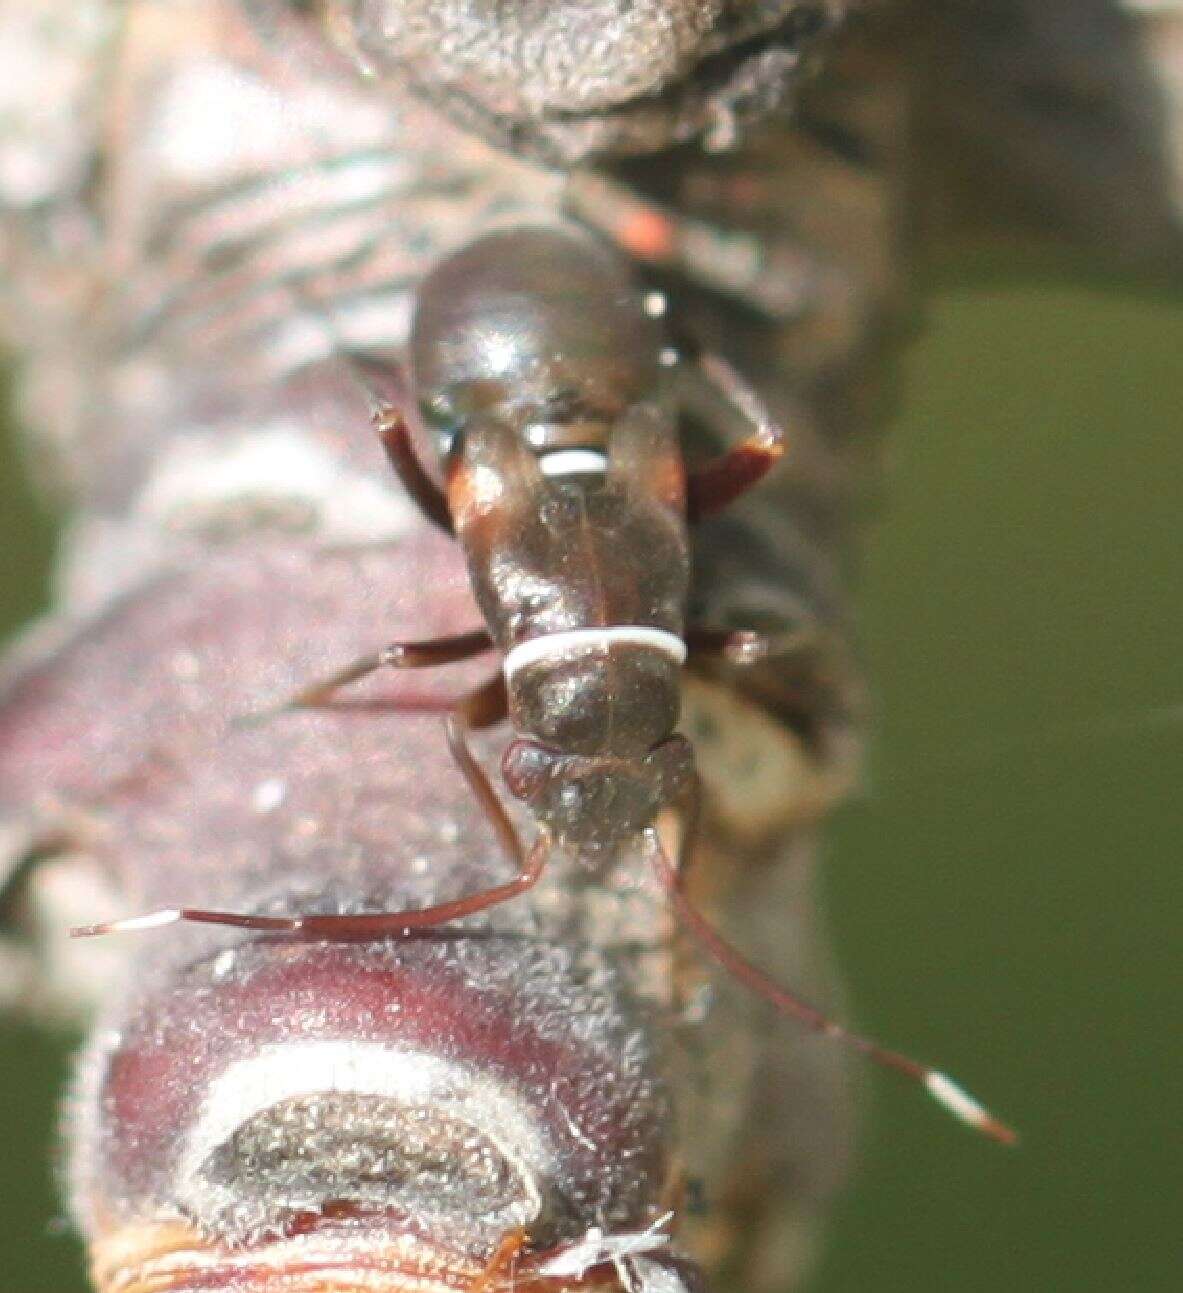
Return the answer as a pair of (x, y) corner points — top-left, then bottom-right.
(566, 175), (790, 519)
(675, 344), (788, 522)
(376, 407), (455, 536)
(339, 352), (455, 536)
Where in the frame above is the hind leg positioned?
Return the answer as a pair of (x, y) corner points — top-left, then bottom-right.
(74, 675), (552, 940)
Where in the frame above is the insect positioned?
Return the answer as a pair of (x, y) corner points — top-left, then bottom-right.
(76, 218), (1014, 1146)
(5, 3), (1181, 1292)
(31, 0), (1171, 1285)
(69, 217), (785, 927)
(294, 222), (788, 846)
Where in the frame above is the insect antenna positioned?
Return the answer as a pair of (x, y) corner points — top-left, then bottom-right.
(648, 838), (1017, 1146)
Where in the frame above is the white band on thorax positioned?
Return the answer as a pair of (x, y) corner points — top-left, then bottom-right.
(538, 449), (608, 477)
(502, 626), (687, 680)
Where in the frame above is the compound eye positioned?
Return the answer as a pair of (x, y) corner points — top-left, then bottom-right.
(418, 393), (464, 461)
(501, 739), (555, 801)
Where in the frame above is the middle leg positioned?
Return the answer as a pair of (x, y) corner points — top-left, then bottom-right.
(243, 627), (494, 721)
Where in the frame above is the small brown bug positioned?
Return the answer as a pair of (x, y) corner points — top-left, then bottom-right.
(77, 221), (1013, 1145)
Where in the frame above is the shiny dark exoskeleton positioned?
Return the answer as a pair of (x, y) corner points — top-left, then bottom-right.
(411, 225), (698, 854)
(368, 218), (795, 866)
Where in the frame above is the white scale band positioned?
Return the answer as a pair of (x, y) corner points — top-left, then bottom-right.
(537, 449), (608, 477)
(502, 626), (687, 680)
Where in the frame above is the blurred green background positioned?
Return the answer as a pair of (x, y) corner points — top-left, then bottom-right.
(0, 261), (1178, 1291)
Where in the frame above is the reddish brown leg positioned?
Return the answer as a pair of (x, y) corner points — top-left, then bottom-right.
(684, 349), (787, 521)
(648, 806), (1017, 1145)
(241, 628), (494, 722)
(75, 676), (554, 941)
(376, 408), (455, 535)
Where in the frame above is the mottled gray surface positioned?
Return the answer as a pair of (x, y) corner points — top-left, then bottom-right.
(286, 0), (852, 163)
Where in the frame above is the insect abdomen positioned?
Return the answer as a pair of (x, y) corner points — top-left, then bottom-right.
(508, 637), (684, 756)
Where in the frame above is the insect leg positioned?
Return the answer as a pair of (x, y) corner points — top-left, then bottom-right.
(242, 627), (494, 721)
(376, 405), (455, 535)
(679, 346), (788, 522)
(648, 833), (1017, 1146)
(276, 295), (455, 538)
(274, 278), (455, 536)
(684, 624), (833, 666)
(73, 676), (552, 939)
(442, 675), (533, 877)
